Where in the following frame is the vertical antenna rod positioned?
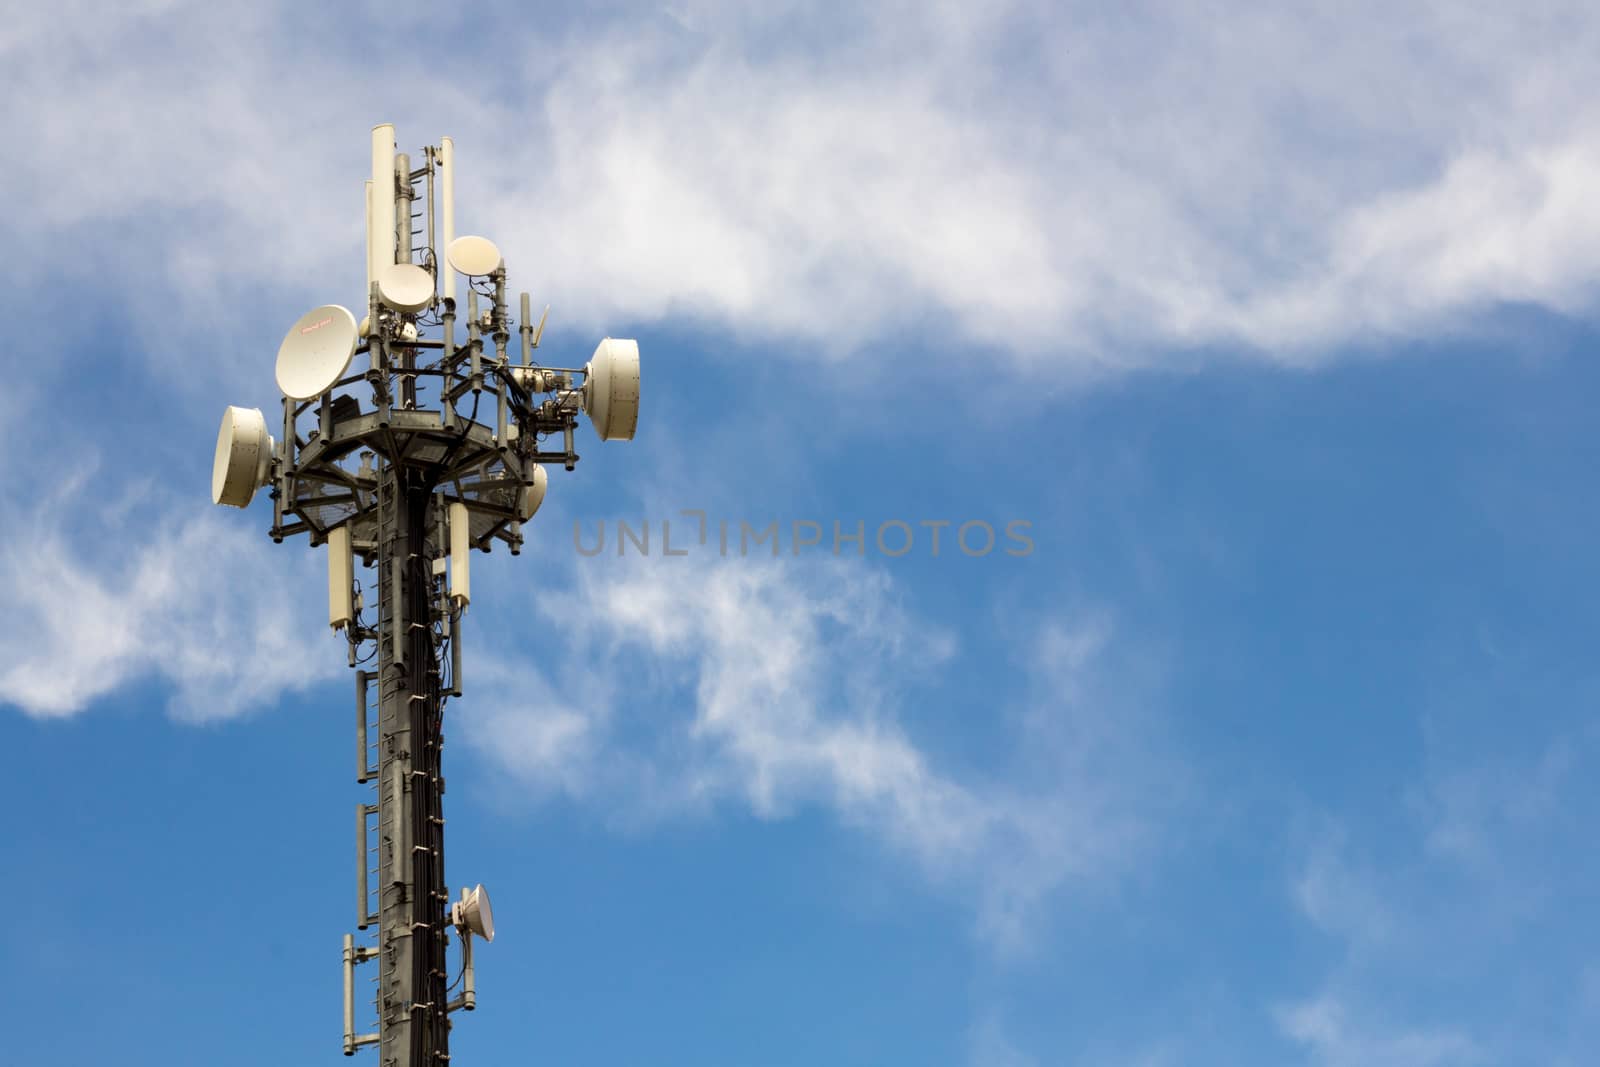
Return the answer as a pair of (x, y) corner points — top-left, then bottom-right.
(439, 136), (455, 305)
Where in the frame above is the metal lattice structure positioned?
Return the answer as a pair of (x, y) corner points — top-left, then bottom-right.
(213, 125), (639, 1067)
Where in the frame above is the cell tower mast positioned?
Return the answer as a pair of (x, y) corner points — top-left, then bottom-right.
(212, 124), (640, 1066)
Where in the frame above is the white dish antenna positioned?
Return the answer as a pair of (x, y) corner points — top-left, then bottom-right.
(377, 262), (435, 313)
(583, 338), (640, 441)
(519, 464), (549, 521)
(451, 884), (494, 942)
(276, 304), (359, 400)
(446, 235), (503, 277)
(212, 405), (274, 508)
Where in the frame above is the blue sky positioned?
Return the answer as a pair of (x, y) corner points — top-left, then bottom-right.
(4, 3), (1600, 1065)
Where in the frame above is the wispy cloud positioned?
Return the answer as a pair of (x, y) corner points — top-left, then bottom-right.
(461, 554), (1173, 944)
(1276, 995), (1479, 1067)
(1279, 727), (1600, 1065)
(0, 465), (337, 721)
(969, 1011), (1042, 1067)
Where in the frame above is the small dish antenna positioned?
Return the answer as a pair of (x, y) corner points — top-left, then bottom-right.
(212, 405), (274, 508)
(276, 304), (359, 400)
(377, 262), (435, 313)
(446, 235), (503, 277)
(451, 884), (494, 942)
(583, 338), (640, 441)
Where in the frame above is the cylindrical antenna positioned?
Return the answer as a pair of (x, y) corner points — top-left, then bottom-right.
(371, 124), (396, 270)
(520, 292), (532, 364)
(449, 501), (471, 606)
(328, 524), (354, 630)
(440, 136), (455, 304)
(364, 179), (375, 297)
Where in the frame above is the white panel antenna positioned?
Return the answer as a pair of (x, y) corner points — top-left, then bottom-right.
(364, 179), (375, 296)
(327, 524), (353, 630)
(275, 304), (359, 400)
(371, 124), (396, 270)
(448, 501), (470, 606)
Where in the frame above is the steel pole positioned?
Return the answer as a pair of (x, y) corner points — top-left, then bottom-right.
(376, 466), (450, 1067)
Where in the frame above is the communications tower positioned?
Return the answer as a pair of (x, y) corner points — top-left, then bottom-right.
(211, 124), (641, 1066)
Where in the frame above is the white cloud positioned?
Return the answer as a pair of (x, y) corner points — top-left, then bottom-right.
(969, 1012), (1042, 1067)
(1238, 135), (1600, 349)
(460, 554), (1170, 944)
(1277, 995), (1479, 1067)
(0, 467), (338, 721)
(1280, 729), (1600, 1065)
(8, 1), (1600, 382)
(1291, 827), (1397, 949)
